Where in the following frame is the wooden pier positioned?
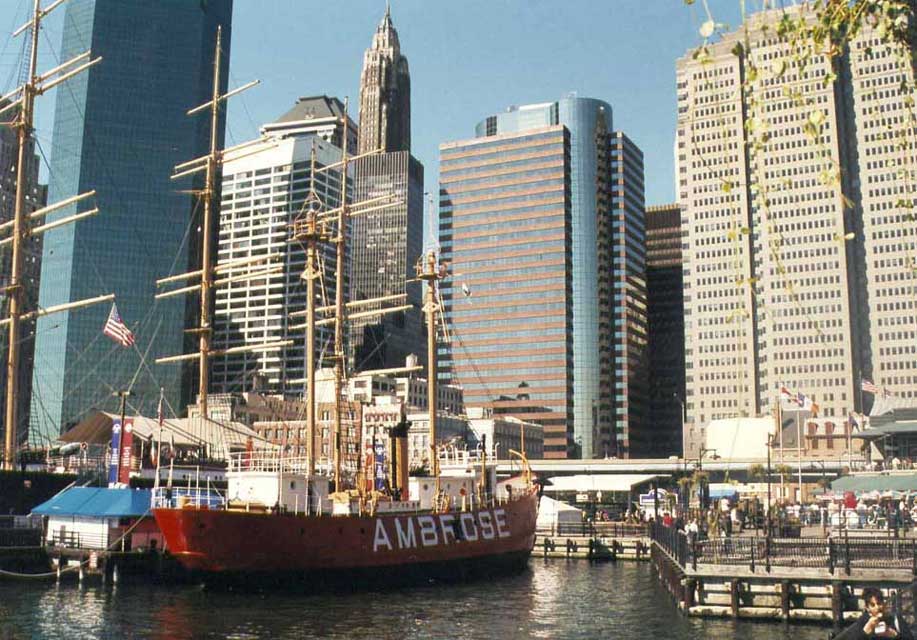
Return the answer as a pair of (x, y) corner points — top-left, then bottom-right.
(650, 524), (917, 628)
(535, 522), (651, 561)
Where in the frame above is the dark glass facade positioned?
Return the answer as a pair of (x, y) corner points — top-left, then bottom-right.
(645, 204), (684, 457)
(31, 0), (232, 439)
(350, 152), (425, 371)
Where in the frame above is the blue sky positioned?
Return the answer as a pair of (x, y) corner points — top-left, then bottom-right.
(2, 0), (748, 208)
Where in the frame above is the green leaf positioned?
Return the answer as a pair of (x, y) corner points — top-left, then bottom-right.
(700, 20), (716, 38)
(808, 109), (825, 127)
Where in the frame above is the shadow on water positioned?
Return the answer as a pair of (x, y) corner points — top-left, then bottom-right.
(0, 561), (837, 639)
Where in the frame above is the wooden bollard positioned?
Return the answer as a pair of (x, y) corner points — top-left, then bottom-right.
(730, 579), (740, 618)
(780, 580), (791, 619)
(684, 578), (697, 609)
(831, 581), (845, 631)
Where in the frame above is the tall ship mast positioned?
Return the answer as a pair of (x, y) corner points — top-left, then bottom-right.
(153, 26), (274, 424)
(151, 63), (539, 584)
(1, 0), (113, 470)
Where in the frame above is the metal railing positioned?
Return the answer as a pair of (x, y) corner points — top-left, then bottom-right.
(537, 521), (650, 538)
(0, 527), (41, 548)
(151, 486), (225, 509)
(0, 515), (41, 529)
(227, 451), (311, 474)
(650, 524), (917, 574)
(48, 530), (108, 550)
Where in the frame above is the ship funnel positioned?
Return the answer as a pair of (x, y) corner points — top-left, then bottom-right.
(389, 415), (410, 499)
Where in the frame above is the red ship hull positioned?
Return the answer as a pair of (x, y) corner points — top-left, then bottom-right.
(153, 489), (538, 585)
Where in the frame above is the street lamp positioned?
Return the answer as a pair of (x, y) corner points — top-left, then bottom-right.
(696, 447), (718, 509)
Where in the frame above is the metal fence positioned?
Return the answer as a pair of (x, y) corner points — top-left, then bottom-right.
(0, 515), (43, 548)
(651, 524), (917, 574)
(537, 521), (650, 538)
(151, 486), (225, 509)
(48, 530), (108, 550)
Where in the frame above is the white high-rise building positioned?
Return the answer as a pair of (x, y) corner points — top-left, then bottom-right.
(211, 97), (355, 395)
(677, 6), (917, 434)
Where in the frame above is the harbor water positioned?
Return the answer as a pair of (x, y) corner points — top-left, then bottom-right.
(0, 560), (835, 639)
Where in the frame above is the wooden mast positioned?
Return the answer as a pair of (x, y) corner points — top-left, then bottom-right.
(196, 25), (223, 422)
(417, 250), (441, 502)
(331, 99), (350, 493)
(290, 142), (326, 477)
(155, 27), (263, 429)
(2, 0), (106, 470)
(2, 0), (39, 472)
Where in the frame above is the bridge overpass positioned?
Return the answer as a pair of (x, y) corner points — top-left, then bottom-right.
(496, 457), (858, 477)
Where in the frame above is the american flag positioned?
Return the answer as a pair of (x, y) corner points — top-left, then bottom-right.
(861, 379), (880, 395)
(103, 303), (135, 347)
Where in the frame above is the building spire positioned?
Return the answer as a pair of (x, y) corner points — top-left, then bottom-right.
(359, 0), (410, 154)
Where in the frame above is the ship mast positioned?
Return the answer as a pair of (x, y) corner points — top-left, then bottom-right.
(331, 99), (350, 493)
(416, 250), (442, 501)
(1, 0), (110, 470)
(287, 131), (415, 488)
(290, 143), (327, 477)
(156, 27), (287, 427)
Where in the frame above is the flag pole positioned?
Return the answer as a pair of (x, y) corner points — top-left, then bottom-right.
(153, 387), (163, 494)
(778, 399), (784, 502)
(797, 407), (803, 503)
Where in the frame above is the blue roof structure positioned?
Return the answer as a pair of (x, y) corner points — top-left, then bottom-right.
(31, 487), (152, 518)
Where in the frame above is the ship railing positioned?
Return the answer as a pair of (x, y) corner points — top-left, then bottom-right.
(47, 530), (108, 551)
(151, 486), (226, 510)
(438, 446), (500, 468)
(227, 451), (312, 475)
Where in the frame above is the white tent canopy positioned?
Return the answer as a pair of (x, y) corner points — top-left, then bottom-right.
(541, 473), (662, 494)
(537, 495), (583, 530)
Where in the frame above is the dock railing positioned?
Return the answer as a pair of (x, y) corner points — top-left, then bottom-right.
(537, 521), (650, 538)
(650, 524), (917, 575)
(0, 514), (42, 548)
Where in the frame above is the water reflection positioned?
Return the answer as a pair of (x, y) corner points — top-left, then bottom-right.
(0, 562), (837, 639)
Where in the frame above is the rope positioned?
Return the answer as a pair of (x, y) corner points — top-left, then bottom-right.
(0, 505), (153, 580)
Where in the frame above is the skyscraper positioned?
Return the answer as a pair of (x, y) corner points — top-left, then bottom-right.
(677, 6), (917, 434)
(645, 203), (684, 457)
(439, 125), (574, 458)
(609, 132), (649, 456)
(441, 97), (648, 458)
(211, 97), (353, 395)
(357, 4), (411, 156)
(31, 0), (232, 440)
(0, 105), (46, 449)
(351, 7), (424, 373)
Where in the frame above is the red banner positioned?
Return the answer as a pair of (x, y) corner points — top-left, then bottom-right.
(118, 418), (134, 485)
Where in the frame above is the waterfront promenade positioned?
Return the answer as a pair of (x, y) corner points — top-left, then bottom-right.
(651, 522), (917, 628)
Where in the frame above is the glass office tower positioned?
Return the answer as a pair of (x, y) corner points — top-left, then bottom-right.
(439, 126), (574, 458)
(31, 0), (232, 440)
(463, 97), (646, 458)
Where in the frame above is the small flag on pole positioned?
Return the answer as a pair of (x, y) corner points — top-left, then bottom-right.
(157, 388), (164, 428)
(861, 379), (880, 395)
(103, 303), (135, 347)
